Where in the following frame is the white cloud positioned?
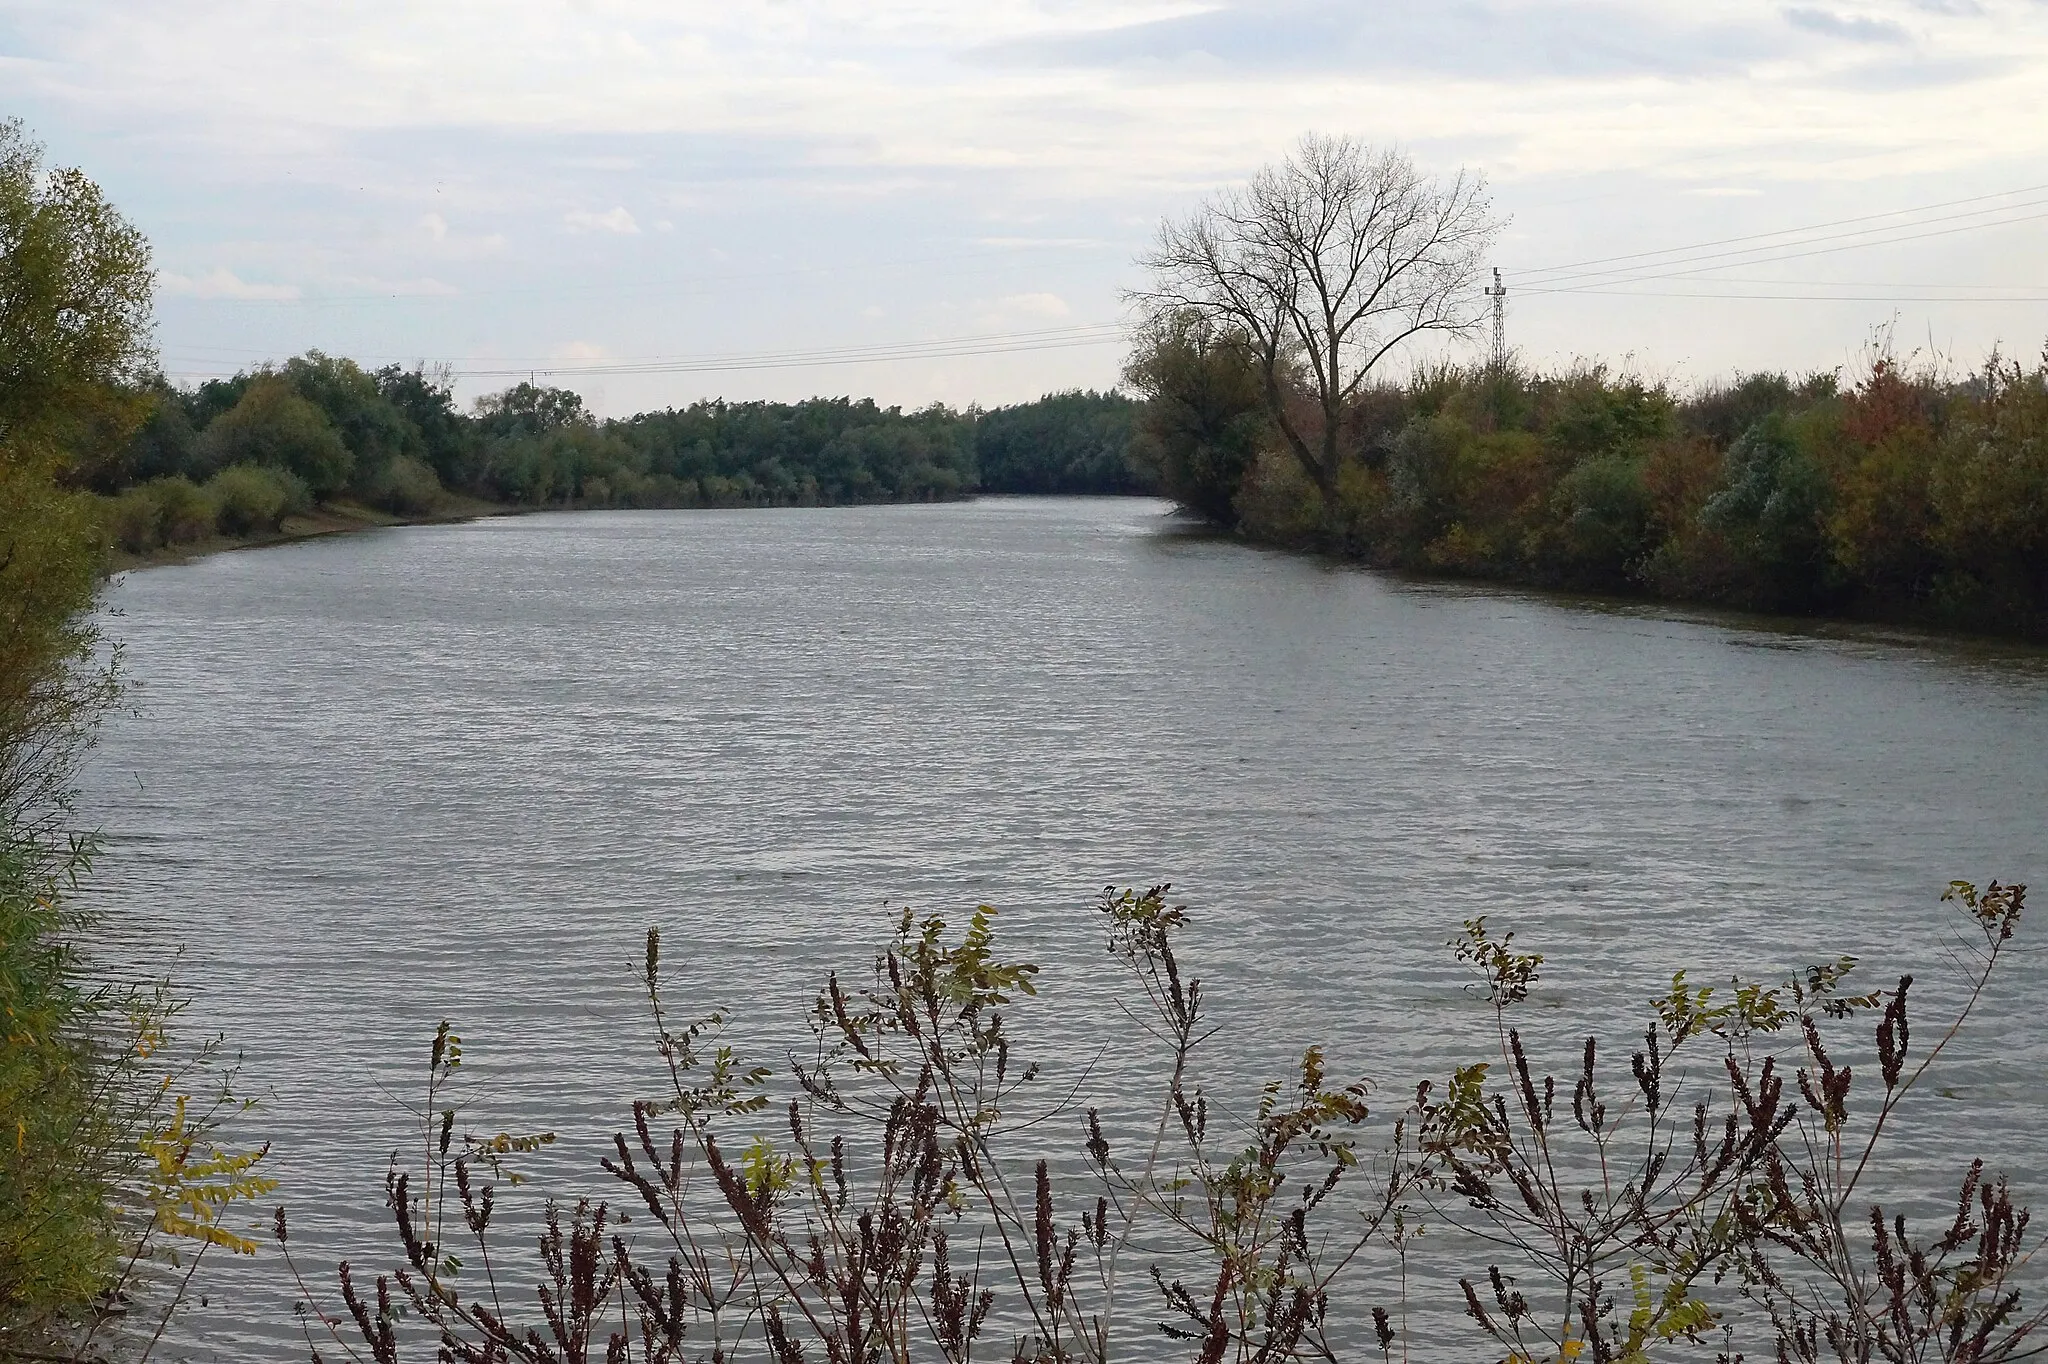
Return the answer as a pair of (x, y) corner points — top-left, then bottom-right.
(565, 205), (640, 234)
(417, 218), (512, 259)
(554, 340), (610, 361)
(17, 0), (2046, 191)
(996, 291), (1072, 319)
(1782, 5), (1911, 42)
(157, 268), (300, 301)
(20, 0), (2048, 402)
(332, 274), (460, 296)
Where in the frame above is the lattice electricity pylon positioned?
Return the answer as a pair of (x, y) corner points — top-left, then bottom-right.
(1484, 267), (1507, 374)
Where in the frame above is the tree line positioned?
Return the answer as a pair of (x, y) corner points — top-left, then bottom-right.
(1127, 323), (2048, 639)
(1126, 134), (2048, 641)
(81, 358), (1145, 555)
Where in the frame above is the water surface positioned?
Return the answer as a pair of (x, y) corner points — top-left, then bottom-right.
(81, 497), (2048, 1359)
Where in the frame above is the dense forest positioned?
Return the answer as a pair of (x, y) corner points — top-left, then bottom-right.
(1125, 312), (2048, 641)
(77, 357), (1143, 555)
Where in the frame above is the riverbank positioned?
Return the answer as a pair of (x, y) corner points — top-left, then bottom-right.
(1233, 518), (2048, 648)
(106, 490), (1030, 574)
(106, 494), (516, 572)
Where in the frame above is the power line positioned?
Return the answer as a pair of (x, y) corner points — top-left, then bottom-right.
(1518, 203), (2048, 292)
(1513, 181), (2048, 282)
(1519, 288), (2048, 302)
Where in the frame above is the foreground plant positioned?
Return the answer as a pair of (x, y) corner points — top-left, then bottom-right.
(1423, 882), (2043, 1362)
(286, 881), (2040, 1363)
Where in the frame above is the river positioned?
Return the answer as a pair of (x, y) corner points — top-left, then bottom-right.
(79, 496), (2048, 1360)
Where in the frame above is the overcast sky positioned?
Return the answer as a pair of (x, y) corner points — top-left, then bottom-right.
(6, 0), (2047, 414)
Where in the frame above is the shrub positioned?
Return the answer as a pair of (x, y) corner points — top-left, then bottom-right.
(286, 881), (2045, 1363)
(1233, 447), (1327, 545)
(362, 453), (446, 516)
(205, 462), (305, 535)
(102, 488), (160, 554)
(1545, 451), (1653, 584)
(1928, 358), (2048, 628)
(1139, 352), (2048, 639)
(2, 116), (275, 1359)
(143, 476), (217, 546)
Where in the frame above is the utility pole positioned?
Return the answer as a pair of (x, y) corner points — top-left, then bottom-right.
(1484, 267), (1507, 375)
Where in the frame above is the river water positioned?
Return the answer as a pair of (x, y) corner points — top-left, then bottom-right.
(79, 496), (2048, 1360)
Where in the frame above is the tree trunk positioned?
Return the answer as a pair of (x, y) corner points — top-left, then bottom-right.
(1260, 363), (1336, 505)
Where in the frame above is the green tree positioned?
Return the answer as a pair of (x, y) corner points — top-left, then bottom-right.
(1123, 311), (1268, 526)
(83, 375), (203, 491)
(200, 374), (354, 498)
(0, 118), (154, 460)
(1, 118), (276, 1356)
(975, 390), (1145, 495)
(1135, 134), (1499, 504)
(475, 380), (587, 440)
(0, 115), (151, 816)
(1700, 412), (1838, 608)
(1928, 356), (2048, 629)
(377, 363), (473, 488)
(281, 350), (416, 492)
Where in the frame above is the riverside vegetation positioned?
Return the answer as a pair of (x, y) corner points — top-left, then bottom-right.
(70, 133), (2048, 645)
(1, 117), (276, 1359)
(1123, 135), (2048, 643)
(82, 364), (1141, 561)
(6, 116), (2048, 1361)
(1126, 325), (2048, 642)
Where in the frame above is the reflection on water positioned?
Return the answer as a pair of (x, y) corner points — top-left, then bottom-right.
(80, 497), (2048, 1359)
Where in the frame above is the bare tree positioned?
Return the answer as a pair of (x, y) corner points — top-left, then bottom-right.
(1133, 135), (1500, 503)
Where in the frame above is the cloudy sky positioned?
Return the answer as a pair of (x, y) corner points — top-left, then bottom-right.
(6, 0), (2047, 413)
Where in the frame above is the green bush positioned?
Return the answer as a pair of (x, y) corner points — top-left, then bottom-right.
(1547, 452), (1654, 583)
(199, 375), (353, 498)
(1233, 447), (1327, 545)
(143, 475), (217, 546)
(101, 487), (159, 554)
(100, 476), (219, 553)
(3, 115), (275, 1358)
(205, 462), (306, 535)
(1700, 413), (1836, 608)
(0, 839), (121, 1328)
(362, 453), (446, 516)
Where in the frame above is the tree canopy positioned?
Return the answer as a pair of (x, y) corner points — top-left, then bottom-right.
(92, 370), (1153, 525)
(1135, 135), (1499, 502)
(0, 118), (154, 462)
